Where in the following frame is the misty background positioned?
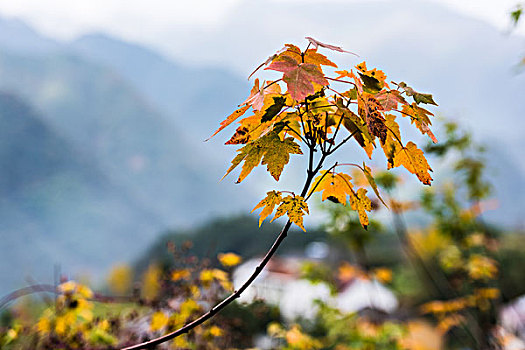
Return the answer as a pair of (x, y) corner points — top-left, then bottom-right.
(0, 0), (524, 295)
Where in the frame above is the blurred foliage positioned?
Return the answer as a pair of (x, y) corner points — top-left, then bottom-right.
(0, 245), (276, 349)
(107, 264), (133, 296)
(2, 119), (525, 348)
(511, 3), (523, 27)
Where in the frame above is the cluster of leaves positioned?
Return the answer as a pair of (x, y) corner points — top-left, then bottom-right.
(403, 124), (502, 348)
(1, 281), (119, 349)
(0, 244), (247, 349)
(416, 190), (501, 344)
(210, 37), (438, 231)
(266, 304), (407, 350)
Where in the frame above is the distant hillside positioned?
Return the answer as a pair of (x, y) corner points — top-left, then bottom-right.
(0, 49), (252, 226)
(71, 33), (249, 136)
(0, 20), (258, 294)
(0, 92), (162, 294)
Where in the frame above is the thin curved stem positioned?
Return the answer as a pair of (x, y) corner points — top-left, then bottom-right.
(123, 135), (323, 350)
(121, 220), (294, 350)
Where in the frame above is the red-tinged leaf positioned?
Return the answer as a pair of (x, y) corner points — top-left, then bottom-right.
(271, 195), (309, 231)
(421, 123), (438, 143)
(252, 190), (283, 226)
(207, 105), (251, 141)
(266, 54), (300, 74)
(305, 36), (358, 56)
(358, 93), (388, 144)
(376, 90), (407, 111)
(283, 63), (328, 101)
(225, 97), (290, 145)
(393, 141), (433, 185)
(240, 78), (265, 111)
(248, 46), (287, 80)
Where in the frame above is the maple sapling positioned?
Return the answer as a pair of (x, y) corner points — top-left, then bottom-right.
(124, 37), (438, 349)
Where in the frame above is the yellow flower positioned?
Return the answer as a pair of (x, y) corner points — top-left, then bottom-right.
(171, 269), (191, 281)
(6, 328), (17, 340)
(150, 311), (169, 332)
(467, 255), (498, 280)
(373, 267), (392, 283)
(59, 280), (77, 294)
(475, 288), (500, 300)
(218, 252), (242, 267)
(209, 325), (223, 337)
(200, 269), (215, 285)
(55, 316), (67, 335)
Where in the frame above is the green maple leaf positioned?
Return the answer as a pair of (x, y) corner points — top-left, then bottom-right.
(224, 130), (302, 183)
(397, 82), (438, 106)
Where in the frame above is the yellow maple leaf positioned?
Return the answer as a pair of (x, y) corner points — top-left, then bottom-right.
(349, 188), (372, 229)
(310, 171), (353, 205)
(355, 61), (387, 88)
(208, 105), (250, 141)
(225, 130), (302, 183)
(304, 49), (338, 68)
(361, 163), (387, 207)
(252, 190), (282, 226)
(381, 114), (402, 167)
(393, 141), (433, 185)
(271, 195), (309, 231)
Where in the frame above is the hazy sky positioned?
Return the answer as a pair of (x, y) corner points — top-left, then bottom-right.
(0, 0), (522, 40)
